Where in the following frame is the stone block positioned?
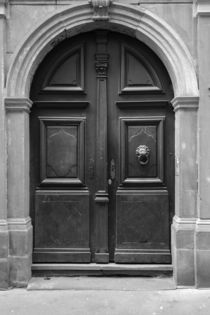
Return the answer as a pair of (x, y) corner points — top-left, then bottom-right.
(174, 229), (194, 249)
(0, 230), (9, 258)
(8, 218), (33, 286)
(195, 223), (210, 287)
(0, 225), (9, 288)
(9, 255), (32, 287)
(196, 250), (210, 288)
(171, 218), (196, 286)
(0, 259), (9, 289)
(173, 249), (195, 286)
(196, 230), (210, 250)
(9, 226), (32, 256)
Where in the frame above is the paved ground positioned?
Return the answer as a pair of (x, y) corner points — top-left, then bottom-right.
(1, 277), (210, 315)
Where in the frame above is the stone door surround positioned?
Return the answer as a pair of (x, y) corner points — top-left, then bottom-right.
(3, 2), (199, 287)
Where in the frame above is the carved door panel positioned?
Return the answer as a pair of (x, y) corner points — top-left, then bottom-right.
(30, 31), (174, 264)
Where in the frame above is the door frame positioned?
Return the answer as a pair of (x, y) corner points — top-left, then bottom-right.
(5, 3), (199, 287)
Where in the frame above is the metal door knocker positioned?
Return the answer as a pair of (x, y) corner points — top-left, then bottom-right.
(136, 145), (150, 166)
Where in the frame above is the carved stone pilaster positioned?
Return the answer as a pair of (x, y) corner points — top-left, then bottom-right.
(89, 0), (112, 21)
(5, 98), (32, 286)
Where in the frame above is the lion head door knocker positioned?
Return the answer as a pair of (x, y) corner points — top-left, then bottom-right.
(136, 145), (150, 166)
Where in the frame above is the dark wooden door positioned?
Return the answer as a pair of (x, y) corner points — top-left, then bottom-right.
(30, 31), (174, 264)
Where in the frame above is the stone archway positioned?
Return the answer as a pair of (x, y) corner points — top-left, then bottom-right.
(5, 2), (199, 286)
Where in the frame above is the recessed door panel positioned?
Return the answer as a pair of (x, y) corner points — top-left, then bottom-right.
(33, 190), (90, 263)
(115, 190), (170, 263)
(120, 45), (163, 94)
(42, 44), (85, 93)
(120, 117), (164, 185)
(39, 117), (85, 185)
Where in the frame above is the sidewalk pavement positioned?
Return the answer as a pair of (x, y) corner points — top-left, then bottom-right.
(1, 277), (210, 315)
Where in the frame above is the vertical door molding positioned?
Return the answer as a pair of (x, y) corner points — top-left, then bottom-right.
(5, 97), (33, 287)
(94, 31), (109, 263)
(171, 96), (199, 286)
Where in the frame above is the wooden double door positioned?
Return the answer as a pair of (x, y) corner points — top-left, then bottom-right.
(30, 31), (174, 265)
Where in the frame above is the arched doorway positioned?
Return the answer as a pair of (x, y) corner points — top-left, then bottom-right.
(5, 2), (199, 285)
(30, 31), (174, 267)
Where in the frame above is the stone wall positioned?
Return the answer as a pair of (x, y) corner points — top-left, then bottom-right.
(0, 0), (210, 288)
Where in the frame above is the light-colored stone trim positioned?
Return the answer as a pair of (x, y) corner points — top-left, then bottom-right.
(0, 219), (8, 227)
(6, 2), (198, 99)
(171, 94), (198, 286)
(5, 98), (32, 113)
(6, 97), (31, 220)
(195, 219), (210, 287)
(196, 219), (210, 229)
(8, 217), (32, 230)
(196, 0), (210, 16)
(172, 96), (199, 112)
(173, 215), (197, 228)
(8, 216), (33, 287)
(172, 215), (196, 286)
(0, 218), (9, 288)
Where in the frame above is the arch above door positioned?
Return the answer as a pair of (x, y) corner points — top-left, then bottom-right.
(6, 2), (198, 99)
(5, 2), (199, 286)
